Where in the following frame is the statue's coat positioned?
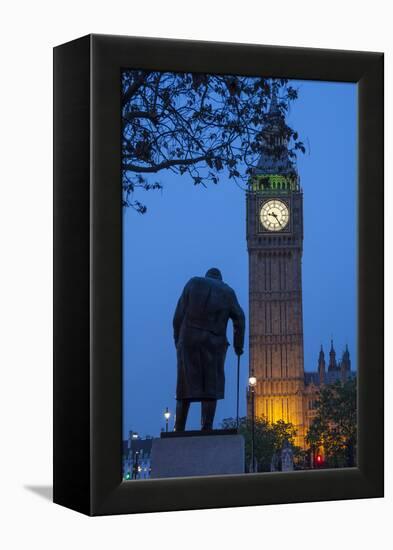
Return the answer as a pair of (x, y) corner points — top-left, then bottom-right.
(173, 275), (245, 401)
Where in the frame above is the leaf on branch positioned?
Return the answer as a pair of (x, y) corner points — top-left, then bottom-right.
(214, 158), (223, 171)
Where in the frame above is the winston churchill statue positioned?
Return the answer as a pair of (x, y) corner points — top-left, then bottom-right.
(173, 268), (245, 431)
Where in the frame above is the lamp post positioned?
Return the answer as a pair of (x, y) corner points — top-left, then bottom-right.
(164, 407), (171, 433)
(132, 450), (140, 480)
(248, 375), (257, 473)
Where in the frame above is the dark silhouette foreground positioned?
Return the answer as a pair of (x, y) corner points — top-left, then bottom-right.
(173, 268), (245, 431)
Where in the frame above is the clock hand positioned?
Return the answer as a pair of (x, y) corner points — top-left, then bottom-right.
(270, 211), (282, 226)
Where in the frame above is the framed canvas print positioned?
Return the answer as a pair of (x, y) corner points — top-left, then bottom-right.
(53, 34), (383, 516)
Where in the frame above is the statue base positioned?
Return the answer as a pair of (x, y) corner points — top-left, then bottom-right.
(150, 430), (245, 478)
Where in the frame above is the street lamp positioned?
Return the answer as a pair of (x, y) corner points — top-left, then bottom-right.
(248, 375), (257, 473)
(164, 407), (171, 433)
(249, 376), (257, 387)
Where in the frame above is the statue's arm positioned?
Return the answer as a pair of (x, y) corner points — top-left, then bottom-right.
(173, 285), (188, 346)
(229, 291), (245, 355)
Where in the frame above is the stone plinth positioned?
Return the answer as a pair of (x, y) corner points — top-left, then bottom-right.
(150, 431), (245, 479)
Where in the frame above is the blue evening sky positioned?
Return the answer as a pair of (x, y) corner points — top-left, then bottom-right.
(123, 79), (357, 438)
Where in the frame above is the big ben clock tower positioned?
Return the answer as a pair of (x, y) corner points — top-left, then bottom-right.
(247, 89), (305, 448)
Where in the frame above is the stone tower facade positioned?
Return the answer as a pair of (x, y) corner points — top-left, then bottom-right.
(246, 88), (306, 448)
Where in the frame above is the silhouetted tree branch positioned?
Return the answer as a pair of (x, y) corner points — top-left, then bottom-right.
(122, 72), (303, 213)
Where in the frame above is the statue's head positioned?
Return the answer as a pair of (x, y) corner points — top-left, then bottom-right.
(205, 267), (223, 281)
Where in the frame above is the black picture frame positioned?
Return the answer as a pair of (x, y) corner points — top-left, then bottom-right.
(53, 34), (384, 516)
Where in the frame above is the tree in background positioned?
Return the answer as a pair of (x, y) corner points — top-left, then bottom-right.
(122, 72), (304, 213)
(306, 378), (357, 468)
(221, 416), (299, 472)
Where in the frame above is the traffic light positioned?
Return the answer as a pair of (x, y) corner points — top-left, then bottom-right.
(315, 454), (324, 468)
(125, 472), (131, 480)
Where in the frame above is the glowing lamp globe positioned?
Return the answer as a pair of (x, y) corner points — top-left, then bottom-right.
(249, 376), (257, 387)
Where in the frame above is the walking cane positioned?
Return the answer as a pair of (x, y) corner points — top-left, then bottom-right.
(236, 353), (240, 429)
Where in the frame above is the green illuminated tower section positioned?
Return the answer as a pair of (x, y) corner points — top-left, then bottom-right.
(246, 90), (306, 448)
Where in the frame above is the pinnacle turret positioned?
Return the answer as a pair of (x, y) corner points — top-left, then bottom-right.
(318, 344), (326, 384)
(328, 339), (338, 372)
(340, 345), (351, 381)
(268, 84), (281, 117)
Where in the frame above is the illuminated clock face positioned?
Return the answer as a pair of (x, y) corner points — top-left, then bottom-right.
(260, 199), (289, 231)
